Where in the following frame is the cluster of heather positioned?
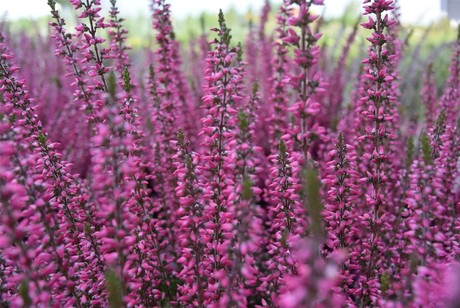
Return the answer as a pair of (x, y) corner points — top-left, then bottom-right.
(0, 0), (459, 306)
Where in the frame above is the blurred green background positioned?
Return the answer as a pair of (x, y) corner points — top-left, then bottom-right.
(2, 1), (458, 122)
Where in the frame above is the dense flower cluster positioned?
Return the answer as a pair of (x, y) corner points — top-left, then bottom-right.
(0, 0), (459, 306)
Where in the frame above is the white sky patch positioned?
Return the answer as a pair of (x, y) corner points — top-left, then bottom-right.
(0, 0), (445, 25)
(0, 0), (50, 19)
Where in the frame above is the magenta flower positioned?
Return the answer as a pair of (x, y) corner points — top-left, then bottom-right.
(0, 0), (459, 306)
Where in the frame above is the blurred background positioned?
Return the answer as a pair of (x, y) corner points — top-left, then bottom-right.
(0, 0), (456, 24)
(1, 0), (459, 122)
(1, 0), (457, 48)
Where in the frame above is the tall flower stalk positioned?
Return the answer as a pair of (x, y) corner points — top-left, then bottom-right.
(358, 0), (397, 304)
(197, 10), (243, 303)
(285, 0), (325, 163)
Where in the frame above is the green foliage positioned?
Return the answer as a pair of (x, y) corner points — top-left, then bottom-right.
(105, 269), (123, 308)
(279, 139), (287, 156)
(238, 110), (249, 132)
(421, 133), (432, 165)
(241, 174), (253, 201)
(107, 71), (117, 99)
(280, 228), (289, 248)
(122, 68), (132, 92)
(47, 0), (57, 11)
(380, 272), (390, 292)
(52, 76), (62, 88)
(304, 168), (324, 239)
(237, 42), (243, 61)
(218, 9), (232, 46)
(19, 280), (32, 307)
(431, 110), (447, 158)
(84, 223), (91, 235)
(8, 114), (16, 124)
(252, 80), (259, 95)
(37, 132), (47, 146)
(177, 128), (185, 145)
(148, 64), (157, 96)
(434, 110), (446, 135)
(158, 277), (182, 308)
(406, 136), (415, 169)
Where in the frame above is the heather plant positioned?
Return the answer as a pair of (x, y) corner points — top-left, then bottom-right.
(0, 0), (459, 307)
